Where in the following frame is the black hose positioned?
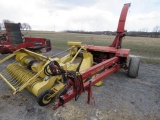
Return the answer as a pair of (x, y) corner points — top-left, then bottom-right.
(44, 61), (66, 76)
(44, 61), (83, 101)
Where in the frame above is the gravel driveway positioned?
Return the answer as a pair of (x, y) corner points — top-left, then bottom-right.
(0, 50), (160, 120)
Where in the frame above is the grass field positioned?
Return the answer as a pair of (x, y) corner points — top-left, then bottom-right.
(9, 30), (160, 64)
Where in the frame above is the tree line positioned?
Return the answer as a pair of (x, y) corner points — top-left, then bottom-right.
(0, 19), (32, 30)
(66, 25), (160, 38)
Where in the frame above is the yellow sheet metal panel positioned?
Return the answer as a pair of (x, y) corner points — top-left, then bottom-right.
(66, 63), (80, 71)
(14, 49), (48, 61)
(60, 54), (72, 64)
(79, 52), (93, 72)
(30, 75), (62, 96)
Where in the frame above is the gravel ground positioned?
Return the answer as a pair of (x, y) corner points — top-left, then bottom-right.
(0, 50), (160, 120)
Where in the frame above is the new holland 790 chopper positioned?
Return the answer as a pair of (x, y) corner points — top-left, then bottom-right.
(0, 3), (140, 109)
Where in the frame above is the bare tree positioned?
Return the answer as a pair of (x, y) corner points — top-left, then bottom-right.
(28, 24), (32, 30)
(153, 25), (160, 32)
(21, 23), (32, 30)
(153, 25), (160, 37)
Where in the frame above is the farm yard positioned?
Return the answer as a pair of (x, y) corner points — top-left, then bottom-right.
(0, 31), (160, 120)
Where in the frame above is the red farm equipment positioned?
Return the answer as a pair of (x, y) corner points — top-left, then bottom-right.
(0, 3), (140, 109)
(51, 3), (140, 109)
(0, 23), (52, 54)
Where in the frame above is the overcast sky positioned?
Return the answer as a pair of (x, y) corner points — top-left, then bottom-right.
(0, 0), (160, 32)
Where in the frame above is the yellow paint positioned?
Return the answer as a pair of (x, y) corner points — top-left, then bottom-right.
(79, 52), (93, 72)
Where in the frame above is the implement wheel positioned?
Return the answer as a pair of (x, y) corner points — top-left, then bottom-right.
(128, 57), (140, 78)
(37, 89), (53, 106)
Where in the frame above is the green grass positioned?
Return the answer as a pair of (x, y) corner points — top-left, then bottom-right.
(123, 37), (160, 57)
(20, 31), (160, 64)
(141, 58), (160, 64)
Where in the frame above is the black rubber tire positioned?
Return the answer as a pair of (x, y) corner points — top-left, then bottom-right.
(128, 57), (140, 78)
(37, 89), (53, 106)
